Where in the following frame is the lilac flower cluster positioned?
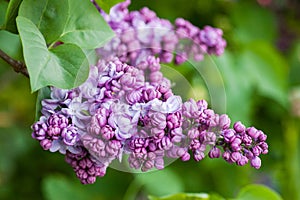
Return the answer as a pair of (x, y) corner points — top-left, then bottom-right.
(32, 55), (268, 184)
(30, 1), (268, 184)
(97, 0), (226, 65)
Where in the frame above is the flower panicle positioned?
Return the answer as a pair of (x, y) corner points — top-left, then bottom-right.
(30, 1), (267, 184)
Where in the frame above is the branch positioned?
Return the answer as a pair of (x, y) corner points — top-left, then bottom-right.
(0, 49), (29, 78)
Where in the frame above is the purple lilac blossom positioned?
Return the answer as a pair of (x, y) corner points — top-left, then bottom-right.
(96, 0), (226, 66)
(30, 1), (268, 185)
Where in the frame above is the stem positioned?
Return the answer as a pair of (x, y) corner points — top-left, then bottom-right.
(0, 49), (29, 78)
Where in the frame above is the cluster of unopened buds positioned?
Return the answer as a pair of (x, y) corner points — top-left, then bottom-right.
(31, 0), (268, 184)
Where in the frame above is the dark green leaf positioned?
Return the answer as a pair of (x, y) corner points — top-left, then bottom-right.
(135, 169), (184, 197)
(18, 0), (69, 44)
(0, 30), (23, 61)
(239, 42), (288, 107)
(17, 16), (89, 92)
(234, 184), (283, 200)
(230, 2), (277, 44)
(43, 175), (91, 200)
(59, 0), (114, 49)
(95, 0), (124, 13)
(3, 0), (22, 33)
(0, 0), (8, 28)
(35, 87), (51, 120)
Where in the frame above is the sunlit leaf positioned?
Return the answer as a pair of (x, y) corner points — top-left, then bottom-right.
(148, 193), (211, 200)
(19, 0), (114, 49)
(234, 184), (283, 200)
(17, 16), (89, 92)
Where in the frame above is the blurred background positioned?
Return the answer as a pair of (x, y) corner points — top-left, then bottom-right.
(1, 0), (300, 199)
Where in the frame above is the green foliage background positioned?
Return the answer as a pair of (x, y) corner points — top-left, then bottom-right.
(0, 0), (299, 199)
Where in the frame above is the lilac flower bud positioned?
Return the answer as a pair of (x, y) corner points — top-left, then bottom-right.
(242, 134), (253, 147)
(40, 139), (52, 150)
(181, 151), (190, 161)
(150, 112), (167, 130)
(32, 118), (48, 140)
(222, 129), (235, 143)
(230, 152), (242, 163)
(251, 146), (262, 157)
(233, 121), (246, 133)
(196, 99), (208, 111)
(154, 157), (164, 170)
(193, 150), (205, 161)
(250, 156), (261, 169)
(170, 127), (183, 143)
(61, 125), (79, 146)
(149, 71), (163, 83)
(247, 127), (260, 139)
(158, 78), (171, 93)
(259, 142), (269, 154)
(157, 136), (172, 150)
(126, 89), (142, 104)
(245, 150), (254, 160)
(231, 137), (242, 151)
(187, 128), (200, 139)
(219, 114), (231, 130)
(167, 112), (182, 130)
(237, 155), (249, 166)
(101, 125), (115, 140)
(147, 56), (161, 72)
(182, 98), (199, 118)
(143, 87), (162, 101)
(222, 151), (231, 162)
(258, 133), (267, 142)
(208, 147), (221, 159)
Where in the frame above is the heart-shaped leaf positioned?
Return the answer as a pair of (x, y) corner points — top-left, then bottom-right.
(17, 16), (89, 92)
(19, 0), (115, 49)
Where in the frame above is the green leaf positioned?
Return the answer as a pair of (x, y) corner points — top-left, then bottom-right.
(0, 30), (23, 61)
(234, 184), (283, 200)
(59, 0), (114, 49)
(229, 2), (277, 44)
(18, 0), (68, 45)
(148, 193), (211, 200)
(0, 0), (8, 28)
(239, 42), (288, 107)
(19, 0), (115, 49)
(35, 87), (51, 120)
(17, 16), (89, 92)
(135, 169), (184, 197)
(95, 0), (124, 13)
(43, 175), (91, 200)
(3, 0), (22, 33)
